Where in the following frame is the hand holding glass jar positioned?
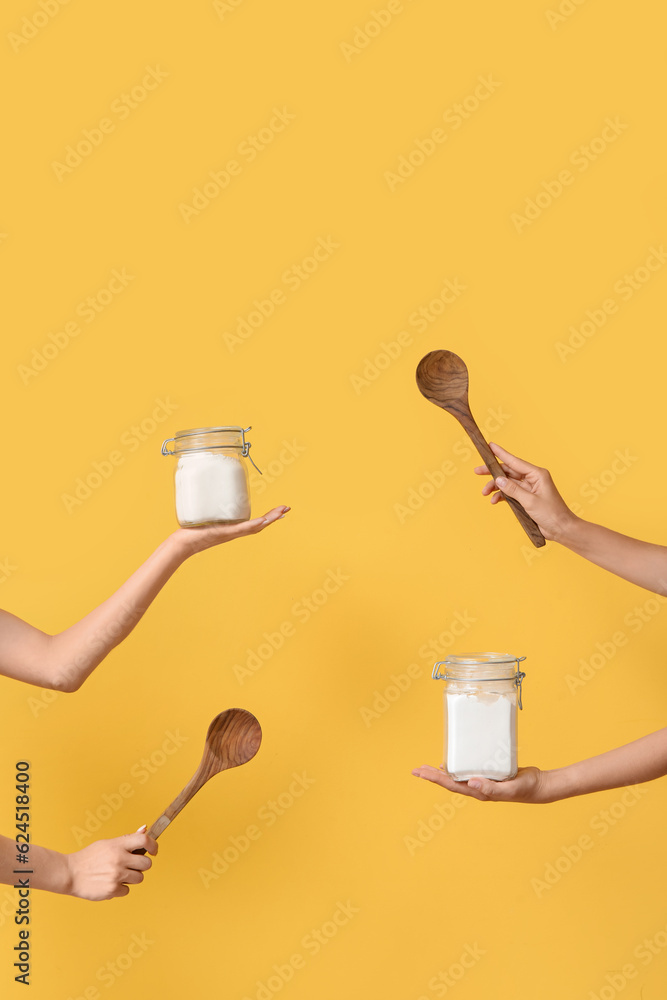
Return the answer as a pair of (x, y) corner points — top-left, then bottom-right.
(412, 729), (667, 803)
(171, 504), (290, 556)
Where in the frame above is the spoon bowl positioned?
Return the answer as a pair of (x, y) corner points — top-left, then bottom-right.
(203, 708), (262, 772)
(416, 349), (471, 417)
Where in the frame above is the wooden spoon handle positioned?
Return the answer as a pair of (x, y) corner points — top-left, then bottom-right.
(461, 415), (546, 549)
(132, 773), (203, 855)
(132, 815), (172, 855)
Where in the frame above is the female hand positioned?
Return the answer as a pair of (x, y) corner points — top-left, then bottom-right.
(66, 828), (158, 900)
(172, 505), (291, 555)
(475, 443), (576, 543)
(411, 765), (551, 803)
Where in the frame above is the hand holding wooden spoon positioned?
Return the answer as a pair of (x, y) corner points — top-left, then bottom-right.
(474, 442), (578, 544)
(416, 350), (545, 547)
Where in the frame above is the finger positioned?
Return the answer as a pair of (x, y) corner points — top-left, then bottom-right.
(123, 832), (157, 853)
(110, 884), (130, 898)
(259, 505), (291, 526)
(488, 442), (538, 475)
(198, 506), (292, 541)
(240, 506), (291, 535)
(467, 777), (507, 799)
(493, 474), (531, 502)
(126, 853), (152, 872)
(474, 461), (514, 477)
(143, 836), (158, 857)
(411, 766), (490, 801)
(121, 870), (144, 886)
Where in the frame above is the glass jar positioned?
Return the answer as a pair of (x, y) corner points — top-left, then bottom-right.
(432, 653), (526, 781)
(161, 426), (261, 527)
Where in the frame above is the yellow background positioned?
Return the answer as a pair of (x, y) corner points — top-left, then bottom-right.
(2, 0), (667, 996)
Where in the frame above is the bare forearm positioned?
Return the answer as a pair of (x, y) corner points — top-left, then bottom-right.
(477, 445), (667, 594)
(0, 836), (71, 894)
(561, 517), (667, 596)
(543, 728), (667, 801)
(45, 533), (188, 690)
(0, 533), (189, 691)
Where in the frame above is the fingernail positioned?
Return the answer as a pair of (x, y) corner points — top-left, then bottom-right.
(136, 824), (147, 833)
(468, 780), (481, 789)
(411, 769), (421, 777)
(495, 476), (507, 487)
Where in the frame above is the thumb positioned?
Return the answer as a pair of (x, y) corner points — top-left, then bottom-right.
(494, 474), (523, 499)
(468, 778), (501, 799)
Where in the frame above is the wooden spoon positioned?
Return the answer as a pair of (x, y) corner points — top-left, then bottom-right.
(133, 708), (262, 853)
(415, 350), (545, 548)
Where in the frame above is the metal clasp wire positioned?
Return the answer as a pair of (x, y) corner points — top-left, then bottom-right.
(432, 656), (527, 710)
(241, 426), (262, 475)
(160, 426), (262, 474)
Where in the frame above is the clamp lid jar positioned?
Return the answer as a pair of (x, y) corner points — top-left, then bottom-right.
(161, 426), (261, 527)
(433, 652), (526, 781)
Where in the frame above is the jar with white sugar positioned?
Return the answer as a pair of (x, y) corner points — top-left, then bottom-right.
(161, 426), (261, 527)
(432, 653), (526, 781)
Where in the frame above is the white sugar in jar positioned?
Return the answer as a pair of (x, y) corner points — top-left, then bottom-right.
(432, 653), (526, 781)
(161, 426), (260, 527)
